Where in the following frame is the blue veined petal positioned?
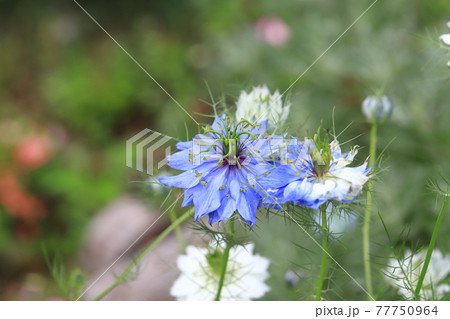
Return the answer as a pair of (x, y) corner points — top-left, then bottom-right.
(193, 167), (227, 220)
(176, 141), (193, 150)
(283, 179), (313, 203)
(159, 171), (198, 188)
(207, 210), (220, 224)
(159, 162), (217, 188)
(169, 139), (220, 170)
(236, 188), (259, 226)
(302, 198), (326, 210)
(209, 196), (237, 224)
(229, 177), (241, 201)
(255, 164), (297, 189)
(211, 114), (228, 132)
(219, 197), (237, 221)
(166, 149), (192, 170)
(181, 187), (196, 207)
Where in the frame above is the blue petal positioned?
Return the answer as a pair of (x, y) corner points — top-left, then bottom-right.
(283, 180), (311, 203)
(159, 171), (197, 188)
(256, 164), (296, 189)
(193, 167), (227, 220)
(229, 177), (241, 201)
(159, 161), (217, 188)
(236, 189), (259, 226)
(181, 187), (196, 207)
(176, 141), (193, 150)
(303, 198), (326, 210)
(208, 210), (221, 224)
(218, 196), (237, 221)
(261, 187), (284, 207)
(211, 114), (228, 132)
(166, 149), (193, 170)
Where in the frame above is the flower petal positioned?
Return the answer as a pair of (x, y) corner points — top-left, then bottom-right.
(440, 33), (450, 46)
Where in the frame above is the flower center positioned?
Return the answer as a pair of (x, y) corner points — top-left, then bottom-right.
(310, 147), (331, 177)
(201, 117), (261, 169)
(309, 128), (332, 178)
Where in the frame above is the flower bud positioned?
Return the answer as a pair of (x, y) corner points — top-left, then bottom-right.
(235, 85), (290, 130)
(361, 94), (393, 123)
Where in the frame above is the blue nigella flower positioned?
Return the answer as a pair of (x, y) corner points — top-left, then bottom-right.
(261, 134), (371, 210)
(159, 114), (284, 226)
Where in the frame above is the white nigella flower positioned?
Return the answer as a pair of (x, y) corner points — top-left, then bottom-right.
(235, 85), (290, 130)
(439, 21), (450, 67)
(384, 249), (450, 300)
(170, 240), (270, 301)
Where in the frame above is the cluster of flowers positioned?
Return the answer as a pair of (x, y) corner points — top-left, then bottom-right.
(160, 85), (371, 226)
(160, 85), (373, 300)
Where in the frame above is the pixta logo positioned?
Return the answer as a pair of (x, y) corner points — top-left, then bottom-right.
(126, 129), (173, 175)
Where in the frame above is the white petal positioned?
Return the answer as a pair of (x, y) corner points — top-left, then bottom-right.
(170, 275), (201, 300)
(177, 246), (208, 275)
(238, 275), (271, 299)
(440, 34), (450, 45)
(435, 284), (450, 299)
(171, 239), (270, 301)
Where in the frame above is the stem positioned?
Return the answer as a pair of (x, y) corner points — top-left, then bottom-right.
(414, 189), (449, 300)
(215, 220), (235, 301)
(169, 208), (186, 254)
(93, 208), (193, 301)
(316, 205), (329, 301)
(363, 122), (377, 299)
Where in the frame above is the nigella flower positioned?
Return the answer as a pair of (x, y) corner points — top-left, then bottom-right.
(384, 249), (450, 300)
(262, 134), (370, 209)
(235, 85), (290, 130)
(170, 240), (270, 300)
(159, 114), (280, 226)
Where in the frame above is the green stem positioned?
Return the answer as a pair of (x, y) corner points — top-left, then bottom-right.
(414, 189), (449, 300)
(316, 205), (329, 301)
(169, 208), (186, 254)
(363, 122), (377, 299)
(215, 220), (235, 301)
(93, 208), (193, 301)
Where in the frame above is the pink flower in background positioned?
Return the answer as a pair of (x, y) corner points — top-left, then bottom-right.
(13, 135), (52, 169)
(254, 16), (291, 47)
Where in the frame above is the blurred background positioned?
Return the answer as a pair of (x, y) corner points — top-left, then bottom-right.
(1, 0), (450, 300)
